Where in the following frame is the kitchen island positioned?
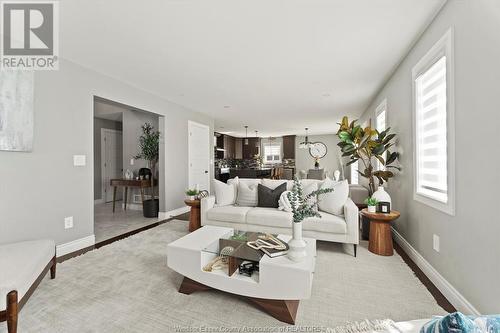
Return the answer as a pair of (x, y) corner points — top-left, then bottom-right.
(229, 168), (272, 179)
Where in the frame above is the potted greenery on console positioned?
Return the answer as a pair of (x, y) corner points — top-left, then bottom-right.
(135, 123), (160, 218)
(286, 178), (334, 262)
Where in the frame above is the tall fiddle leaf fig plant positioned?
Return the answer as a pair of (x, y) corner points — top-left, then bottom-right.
(135, 123), (160, 196)
(336, 116), (401, 195)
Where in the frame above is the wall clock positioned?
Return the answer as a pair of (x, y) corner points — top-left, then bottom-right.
(309, 142), (327, 159)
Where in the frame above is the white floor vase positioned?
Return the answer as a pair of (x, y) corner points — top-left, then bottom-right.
(288, 221), (307, 262)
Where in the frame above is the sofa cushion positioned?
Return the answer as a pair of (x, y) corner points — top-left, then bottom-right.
(212, 179), (237, 206)
(302, 212), (347, 234)
(262, 179), (293, 191)
(0, 239), (55, 311)
(207, 205), (252, 224)
(246, 208), (293, 228)
(318, 179), (349, 216)
(258, 183), (286, 208)
(236, 182), (258, 207)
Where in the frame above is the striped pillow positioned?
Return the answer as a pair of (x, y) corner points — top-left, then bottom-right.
(236, 183), (258, 207)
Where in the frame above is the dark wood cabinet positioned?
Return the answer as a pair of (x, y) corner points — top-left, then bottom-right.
(224, 135), (236, 159)
(282, 135), (296, 159)
(242, 138), (260, 159)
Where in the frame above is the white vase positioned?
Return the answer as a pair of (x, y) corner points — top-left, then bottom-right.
(368, 205), (376, 213)
(288, 222), (307, 262)
(372, 186), (391, 205)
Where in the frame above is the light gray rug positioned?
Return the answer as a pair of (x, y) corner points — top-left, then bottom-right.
(0, 220), (446, 332)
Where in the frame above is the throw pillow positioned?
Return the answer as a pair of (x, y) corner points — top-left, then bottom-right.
(236, 182), (258, 207)
(212, 179), (236, 206)
(258, 183), (286, 208)
(262, 179), (293, 191)
(278, 191), (294, 212)
(420, 312), (480, 333)
(318, 179), (349, 216)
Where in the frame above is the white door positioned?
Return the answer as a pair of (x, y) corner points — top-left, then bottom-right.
(188, 121), (210, 192)
(101, 129), (123, 202)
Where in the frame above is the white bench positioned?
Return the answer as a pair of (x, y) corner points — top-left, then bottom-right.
(0, 240), (56, 333)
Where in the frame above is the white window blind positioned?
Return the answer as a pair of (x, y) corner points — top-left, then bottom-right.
(264, 144), (281, 163)
(415, 56), (448, 203)
(351, 161), (359, 185)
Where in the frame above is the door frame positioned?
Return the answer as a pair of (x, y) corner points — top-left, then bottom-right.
(188, 120), (211, 193)
(101, 128), (123, 203)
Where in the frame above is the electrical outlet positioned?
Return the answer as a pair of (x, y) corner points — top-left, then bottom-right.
(130, 158), (134, 165)
(64, 216), (74, 229)
(433, 234), (440, 252)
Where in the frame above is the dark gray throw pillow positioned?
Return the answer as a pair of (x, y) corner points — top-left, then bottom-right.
(258, 183), (287, 208)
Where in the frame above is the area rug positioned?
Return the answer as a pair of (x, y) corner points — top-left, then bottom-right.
(0, 220), (446, 333)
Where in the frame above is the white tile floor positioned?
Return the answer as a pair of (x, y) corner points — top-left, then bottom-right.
(94, 202), (162, 243)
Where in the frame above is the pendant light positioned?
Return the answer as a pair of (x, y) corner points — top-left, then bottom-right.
(254, 130), (259, 148)
(299, 127), (313, 149)
(244, 125), (249, 145)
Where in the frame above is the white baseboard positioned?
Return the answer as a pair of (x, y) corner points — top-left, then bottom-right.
(94, 199), (104, 204)
(56, 235), (95, 257)
(159, 206), (190, 220)
(392, 228), (480, 315)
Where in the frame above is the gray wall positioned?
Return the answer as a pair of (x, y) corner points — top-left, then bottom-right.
(0, 58), (214, 246)
(295, 134), (342, 179)
(359, 0), (498, 313)
(93, 118), (122, 200)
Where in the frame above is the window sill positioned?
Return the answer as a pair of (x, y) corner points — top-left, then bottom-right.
(413, 192), (455, 216)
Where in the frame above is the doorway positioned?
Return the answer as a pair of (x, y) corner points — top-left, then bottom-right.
(93, 97), (163, 243)
(101, 128), (123, 203)
(188, 121), (210, 192)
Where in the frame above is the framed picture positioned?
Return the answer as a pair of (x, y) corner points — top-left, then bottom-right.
(377, 202), (391, 214)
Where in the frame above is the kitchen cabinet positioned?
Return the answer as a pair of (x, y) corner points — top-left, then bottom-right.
(242, 138), (260, 159)
(283, 135), (296, 159)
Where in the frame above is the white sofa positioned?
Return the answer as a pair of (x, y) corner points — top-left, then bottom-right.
(201, 178), (359, 256)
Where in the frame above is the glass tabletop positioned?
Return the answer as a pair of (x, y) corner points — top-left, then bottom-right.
(202, 230), (264, 262)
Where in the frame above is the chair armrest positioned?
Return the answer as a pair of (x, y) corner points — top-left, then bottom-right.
(343, 198), (359, 244)
(201, 196), (216, 226)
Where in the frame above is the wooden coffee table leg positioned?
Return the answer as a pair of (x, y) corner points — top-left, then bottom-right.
(178, 277), (212, 295)
(178, 277), (299, 324)
(368, 220), (393, 256)
(249, 298), (299, 325)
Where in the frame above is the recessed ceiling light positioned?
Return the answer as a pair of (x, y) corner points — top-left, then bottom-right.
(223, 105), (230, 108)
(322, 93), (331, 97)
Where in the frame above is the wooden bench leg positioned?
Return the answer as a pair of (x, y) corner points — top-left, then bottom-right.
(50, 256), (57, 279)
(7, 290), (18, 333)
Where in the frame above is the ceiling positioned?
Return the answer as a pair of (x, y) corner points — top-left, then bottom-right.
(61, 0), (446, 137)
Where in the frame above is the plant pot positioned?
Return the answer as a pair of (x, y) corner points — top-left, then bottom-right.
(143, 199), (159, 218)
(367, 205), (376, 213)
(288, 221), (307, 262)
(187, 195), (195, 201)
(372, 186), (392, 205)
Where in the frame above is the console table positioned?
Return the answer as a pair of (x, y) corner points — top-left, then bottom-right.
(110, 179), (153, 213)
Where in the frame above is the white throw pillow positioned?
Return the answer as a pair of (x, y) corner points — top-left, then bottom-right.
(212, 179), (236, 206)
(318, 179), (349, 216)
(236, 183), (258, 207)
(278, 191), (293, 212)
(262, 179), (293, 191)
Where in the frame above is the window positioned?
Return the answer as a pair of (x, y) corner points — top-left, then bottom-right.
(263, 144), (281, 163)
(350, 161), (359, 185)
(412, 28), (455, 215)
(375, 99), (387, 171)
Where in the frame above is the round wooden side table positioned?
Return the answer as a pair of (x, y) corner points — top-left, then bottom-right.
(360, 209), (400, 256)
(184, 199), (201, 232)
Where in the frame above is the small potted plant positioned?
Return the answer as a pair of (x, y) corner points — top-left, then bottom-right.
(314, 157), (320, 169)
(365, 197), (378, 213)
(185, 188), (199, 201)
